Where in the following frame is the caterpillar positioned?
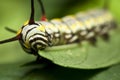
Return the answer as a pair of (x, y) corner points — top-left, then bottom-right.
(0, 0), (117, 59)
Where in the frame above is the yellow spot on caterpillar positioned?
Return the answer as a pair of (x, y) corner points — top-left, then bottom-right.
(71, 24), (76, 30)
(52, 18), (61, 21)
(24, 20), (29, 26)
(37, 26), (45, 32)
(24, 41), (30, 49)
(16, 29), (21, 35)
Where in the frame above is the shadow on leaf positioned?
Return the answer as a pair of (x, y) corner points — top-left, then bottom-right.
(20, 62), (107, 80)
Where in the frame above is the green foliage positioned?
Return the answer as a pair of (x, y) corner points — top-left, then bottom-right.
(0, 0), (120, 80)
(0, 63), (120, 80)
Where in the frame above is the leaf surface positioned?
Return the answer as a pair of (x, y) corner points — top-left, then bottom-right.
(39, 28), (120, 69)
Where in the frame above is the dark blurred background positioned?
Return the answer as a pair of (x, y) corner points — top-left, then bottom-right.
(0, 0), (119, 64)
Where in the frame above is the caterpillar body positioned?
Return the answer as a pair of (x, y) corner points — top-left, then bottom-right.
(0, 0), (117, 57)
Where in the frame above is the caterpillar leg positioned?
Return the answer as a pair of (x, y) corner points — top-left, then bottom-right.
(36, 55), (42, 62)
(101, 33), (110, 41)
(36, 55), (52, 64)
(88, 37), (97, 46)
(85, 29), (97, 45)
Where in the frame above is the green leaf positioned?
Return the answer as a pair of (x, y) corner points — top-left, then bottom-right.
(91, 64), (120, 80)
(0, 0), (120, 80)
(39, 27), (120, 69)
(0, 63), (120, 80)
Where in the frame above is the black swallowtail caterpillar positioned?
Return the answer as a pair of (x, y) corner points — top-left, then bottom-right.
(0, 0), (117, 59)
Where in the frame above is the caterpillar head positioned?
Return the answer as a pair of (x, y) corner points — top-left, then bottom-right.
(19, 22), (52, 54)
(0, 0), (49, 55)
